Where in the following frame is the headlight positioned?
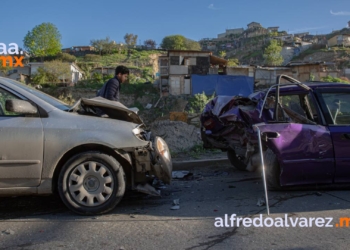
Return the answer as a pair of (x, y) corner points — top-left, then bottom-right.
(155, 137), (171, 161)
(153, 136), (172, 184)
(132, 127), (142, 135)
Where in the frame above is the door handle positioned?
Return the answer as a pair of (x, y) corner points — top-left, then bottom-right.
(344, 134), (350, 140)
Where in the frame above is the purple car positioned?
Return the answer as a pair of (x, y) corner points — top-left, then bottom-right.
(201, 75), (350, 189)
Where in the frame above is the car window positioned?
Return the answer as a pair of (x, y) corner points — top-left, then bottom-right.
(277, 94), (317, 125)
(280, 95), (306, 117)
(321, 92), (350, 125)
(3, 79), (70, 111)
(0, 88), (25, 116)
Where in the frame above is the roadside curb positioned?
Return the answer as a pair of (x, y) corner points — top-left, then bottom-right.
(172, 158), (230, 171)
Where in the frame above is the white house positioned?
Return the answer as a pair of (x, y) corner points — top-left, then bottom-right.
(29, 62), (84, 84)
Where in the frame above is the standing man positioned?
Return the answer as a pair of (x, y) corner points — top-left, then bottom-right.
(97, 65), (129, 102)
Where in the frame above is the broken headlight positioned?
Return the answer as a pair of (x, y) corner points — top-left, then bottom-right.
(155, 136), (171, 161)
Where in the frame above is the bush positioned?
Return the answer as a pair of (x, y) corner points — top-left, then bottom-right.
(91, 72), (103, 83)
(103, 74), (114, 82)
(84, 54), (102, 62)
(56, 53), (77, 63)
(121, 82), (158, 98)
(188, 92), (215, 113)
(321, 75), (350, 83)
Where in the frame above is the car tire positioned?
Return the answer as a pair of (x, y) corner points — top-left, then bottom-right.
(227, 149), (247, 171)
(58, 151), (125, 215)
(264, 149), (281, 190)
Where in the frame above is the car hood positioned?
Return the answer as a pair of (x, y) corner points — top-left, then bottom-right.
(75, 97), (143, 124)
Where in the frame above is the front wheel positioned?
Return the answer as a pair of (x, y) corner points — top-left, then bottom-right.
(58, 151), (125, 215)
(227, 149), (247, 171)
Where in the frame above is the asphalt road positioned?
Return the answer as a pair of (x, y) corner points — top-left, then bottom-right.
(1, 162), (350, 250)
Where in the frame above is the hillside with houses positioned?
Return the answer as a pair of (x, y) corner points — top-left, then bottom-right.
(1, 20), (350, 94)
(199, 21), (350, 68)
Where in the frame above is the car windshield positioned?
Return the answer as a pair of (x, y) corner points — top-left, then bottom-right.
(5, 79), (70, 111)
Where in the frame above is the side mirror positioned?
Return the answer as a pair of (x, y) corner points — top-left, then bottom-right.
(5, 99), (38, 115)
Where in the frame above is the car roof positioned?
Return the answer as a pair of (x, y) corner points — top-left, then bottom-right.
(267, 81), (350, 93)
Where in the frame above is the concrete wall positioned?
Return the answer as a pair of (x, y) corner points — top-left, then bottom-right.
(226, 67), (254, 77)
(169, 65), (189, 74)
(345, 68), (350, 78)
(328, 36), (337, 47)
(255, 68), (292, 88)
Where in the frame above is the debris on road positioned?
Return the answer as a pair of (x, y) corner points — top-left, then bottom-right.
(136, 183), (161, 196)
(257, 198), (266, 207)
(152, 179), (167, 189)
(2, 229), (15, 235)
(172, 171), (191, 179)
(171, 199), (180, 210)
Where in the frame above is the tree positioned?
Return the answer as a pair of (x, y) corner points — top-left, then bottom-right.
(184, 39), (201, 50)
(43, 60), (71, 84)
(124, 33), (138, 46)
(263, 39), (284, 66)
(90, 39), (104, 55)
(31, 67), (51, 84)
(160, 35), (201, 50)
(218, 51), (226, 58)
(76, 62), (95, 80)
(90, 37), (117, 55)
(0, 65), (12, 76)
(101, 37), (116, 54)
(144, 39), (156, 49)
(23, 22), (62, 59)
(227, 58), (239, 67)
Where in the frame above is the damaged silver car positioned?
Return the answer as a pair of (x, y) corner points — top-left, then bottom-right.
(0, 77), (172, 215)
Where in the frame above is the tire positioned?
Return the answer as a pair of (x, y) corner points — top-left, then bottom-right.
(227, 149), (247, 171)
(58, 151), (125, 215)
(264, 149), (281, 190)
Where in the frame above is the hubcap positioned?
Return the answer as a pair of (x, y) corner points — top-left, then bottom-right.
(67, 161), (114, 207)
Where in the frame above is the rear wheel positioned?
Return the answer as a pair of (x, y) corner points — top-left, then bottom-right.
(58, 151), (125, 215)
(227, 149), (247, 171)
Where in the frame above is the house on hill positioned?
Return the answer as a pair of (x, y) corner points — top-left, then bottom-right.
(247, 22), (262, 29)
(29, 62), (84, 85)
(62, 46), (95, 53)
(327, 34), (350, 47)
(6, 66), (31, 84)
(158, 50), (227, 96)
(267, 27), (279, 32)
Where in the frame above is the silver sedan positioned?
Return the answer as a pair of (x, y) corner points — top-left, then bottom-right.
(0, 77), (172, 215)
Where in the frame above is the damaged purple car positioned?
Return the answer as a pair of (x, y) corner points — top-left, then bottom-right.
(201, 75), (350, 189)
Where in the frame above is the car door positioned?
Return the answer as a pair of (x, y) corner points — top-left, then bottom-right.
(0, 85), (44, 188)
(315, 88), (350, 183)
(261, 92), (334, 186)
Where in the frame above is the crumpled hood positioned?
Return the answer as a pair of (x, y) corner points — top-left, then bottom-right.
(78, 97), (143, 124)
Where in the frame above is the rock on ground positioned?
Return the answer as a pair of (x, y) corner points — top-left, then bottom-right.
(150, 120), (202, 153)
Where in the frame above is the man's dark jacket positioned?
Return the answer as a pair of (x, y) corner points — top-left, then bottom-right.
(97, 77), (121, 101)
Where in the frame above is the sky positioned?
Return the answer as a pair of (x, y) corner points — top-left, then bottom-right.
(1, 0), (350, 49)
